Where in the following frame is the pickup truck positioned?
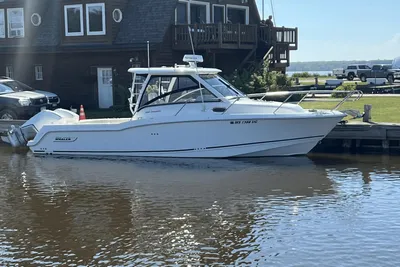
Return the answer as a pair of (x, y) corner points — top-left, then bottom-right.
(357, 64), (400, 83)
(332, 64), (370, 80)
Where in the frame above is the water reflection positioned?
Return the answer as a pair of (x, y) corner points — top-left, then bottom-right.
(1, 149), (400, 266)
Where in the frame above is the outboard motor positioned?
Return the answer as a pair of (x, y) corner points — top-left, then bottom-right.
(4, 125), (32, 147)
(2, 109), (79, 148)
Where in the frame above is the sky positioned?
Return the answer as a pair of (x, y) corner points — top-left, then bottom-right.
(256, 0), (400, 62)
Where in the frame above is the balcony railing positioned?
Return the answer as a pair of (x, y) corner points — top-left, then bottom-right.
(260, 26), (298, 50)
(173, 23), (258, 50)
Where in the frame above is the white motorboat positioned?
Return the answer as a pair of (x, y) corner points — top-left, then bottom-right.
(2, 55), (346, 158)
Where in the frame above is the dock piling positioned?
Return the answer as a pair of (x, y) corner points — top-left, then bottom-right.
(363, 105), (372, 122)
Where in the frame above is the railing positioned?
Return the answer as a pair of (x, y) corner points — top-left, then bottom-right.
(260, 26), (298, 50)
(173, 23), (258, 50)
(247, 90), (363, 114)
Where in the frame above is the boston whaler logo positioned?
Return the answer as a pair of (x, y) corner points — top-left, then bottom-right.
(54, 136), (78, 142)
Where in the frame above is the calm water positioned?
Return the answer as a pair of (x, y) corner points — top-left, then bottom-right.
(1, 146), (400, 266)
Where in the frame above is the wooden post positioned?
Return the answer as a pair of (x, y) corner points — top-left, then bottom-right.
(314, 77), (318, 85)
(382, 140), (390, 153)
(255, 25), (258, 44)
(218, 22), (223, 48)
(363, 104), (372, 122)
(193, 24), (198, 49)
(342, 139), (352, 152)
(295, 77), (300, 85)
(238, 23), (241, 48)
(213, 53), (216, 68)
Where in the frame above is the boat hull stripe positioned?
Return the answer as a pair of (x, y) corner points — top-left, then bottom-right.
(50, 135), (324, 154)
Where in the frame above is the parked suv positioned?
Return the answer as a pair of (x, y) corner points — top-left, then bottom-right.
(333, 64), (370, 80)
(0, 77), (60, 109)
(0, 79), (56, 120)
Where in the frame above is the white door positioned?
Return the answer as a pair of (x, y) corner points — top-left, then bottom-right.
(97, 67), (113, 109)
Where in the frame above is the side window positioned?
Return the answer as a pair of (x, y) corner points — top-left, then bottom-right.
(139, 76), (218, 108)
(358, 65), (365, 69)
(142, 76), (174, 104)
(372, 65), (380, 70)
(348, 66), (356, 70)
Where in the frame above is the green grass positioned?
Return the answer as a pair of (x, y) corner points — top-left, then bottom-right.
(301, 97), (400, 123)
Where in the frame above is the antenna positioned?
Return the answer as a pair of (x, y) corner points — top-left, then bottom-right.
(262, 0), (265, 21)
(186, 26), (205, 111)
(187, 26), (196, 56)
(147, 41), (150, 69)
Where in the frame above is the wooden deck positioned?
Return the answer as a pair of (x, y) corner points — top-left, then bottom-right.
(259, 26), (298, 50)
(172, 24), (298, 51)
(172, 23), (258, 50)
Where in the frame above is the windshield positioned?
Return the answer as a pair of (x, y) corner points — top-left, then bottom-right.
(0, 83), (15, 94)
(0, 80), (34, 92)
(200, 74), (245, 98)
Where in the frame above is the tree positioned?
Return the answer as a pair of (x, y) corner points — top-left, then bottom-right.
(225, 62), (292, 94)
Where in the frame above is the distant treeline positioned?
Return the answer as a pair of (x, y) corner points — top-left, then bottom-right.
(291, 72), (332, 78)
(287, 60), (393, 71)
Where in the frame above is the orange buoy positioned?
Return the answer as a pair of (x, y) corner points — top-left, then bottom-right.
(79, 105), (86, 120)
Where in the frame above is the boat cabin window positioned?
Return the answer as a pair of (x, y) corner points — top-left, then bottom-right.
(200, 74), (245, 98)
(139, 75), (219, 108)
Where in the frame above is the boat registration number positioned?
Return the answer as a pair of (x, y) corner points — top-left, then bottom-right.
(230, 120), (258, 125)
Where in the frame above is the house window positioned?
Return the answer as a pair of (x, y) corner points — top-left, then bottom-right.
(213, 5), (225, 23)
(64, 4), (83, 36)
(112, 8), (122, 23)
(7, 8), (24, 38)
(226, 5), (249, 24)
(0, 9), (5, 38)
(35, 65), (43, 81)
(176, 1), (210, 24)
(190, 2), (208, 24)
(6, 66), (13, 78)
(31, 13), (41, 26)
(86, 3), (106, 35)
(175, 2), (187, 24)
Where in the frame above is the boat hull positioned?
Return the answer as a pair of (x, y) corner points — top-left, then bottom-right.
(28, 115), (343, 158)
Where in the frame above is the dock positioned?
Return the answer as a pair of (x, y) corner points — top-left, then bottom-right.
(313, 122), (400, 154)
(1, 120), (400, 154)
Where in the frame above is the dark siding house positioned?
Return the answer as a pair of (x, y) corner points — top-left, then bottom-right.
(0, 0), (298, 109)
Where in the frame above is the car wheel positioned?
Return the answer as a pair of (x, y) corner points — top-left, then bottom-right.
(347, 73), (354, 81)
(0, 109), (18, 120)
(387, 75), (394, 84)
(360, 74), (367, 82)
